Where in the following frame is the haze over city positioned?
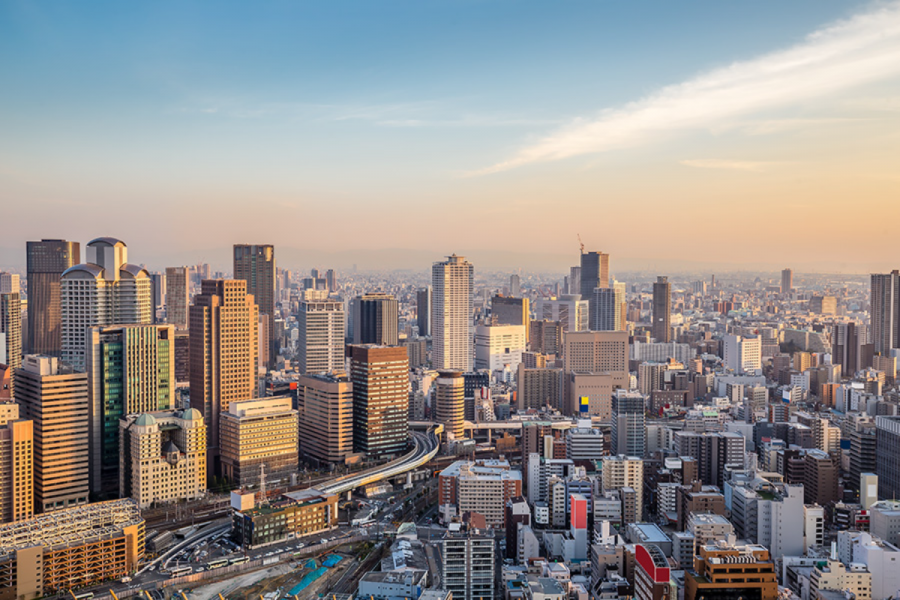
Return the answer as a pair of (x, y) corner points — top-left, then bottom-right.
(2, 1), (900, 272)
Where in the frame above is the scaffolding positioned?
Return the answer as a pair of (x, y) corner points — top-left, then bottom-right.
(0, 498), (143, 557)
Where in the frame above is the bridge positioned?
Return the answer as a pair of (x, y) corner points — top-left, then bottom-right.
(317, 424), (442, 495)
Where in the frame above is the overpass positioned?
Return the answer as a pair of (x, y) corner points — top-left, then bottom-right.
(317, 425), (442, 495)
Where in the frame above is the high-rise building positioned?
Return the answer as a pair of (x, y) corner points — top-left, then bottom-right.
(234, 245), (276, 367)
(298, 297), (345, 374)
(0, 273), (18, 295)
(530, 320), (563, 356)
(351, 293), (399, 346)
(634, 544), (672, 600)
(434, 370), (465, 440)
(442, 524), (496, 600)
(474, 324), (525, 377)
(509, 274), (521, 297)
(86, 324), (175, 494)
(535, 295), (588, 332)
(325, 269), (336, 293)
(416, 287), (431, 337)
(516, 365), (563, 411)
(26, 239), (80, 357)
(149, 271), (166, 323)
(119, 409), (206, 509)
(652, 276), (671, 343)
(0, 409), (33, 523)
(580, 251), (610, 298)
(165, 266), (189, 329)
(189, 279), (259, 471)
(600, 455), (644, 523)
(611, 390), (646, 458)
(723, 334), (762, 374)
(809, 295), (837, 315)
(0, 293), (21, 400)
(833, 322), (871, 376)
(432, 255), (474, 371)
(15, 355), (89, 513)
(592, 281), (626, 331)
(297, 372), (354, 465)
(350, 345), (409, 457)
(781, 268), (793, 294)
(60, 238), (152, 372)
(220, 397), (298, 488)
(563, 330), (629, 386)
(871, 271), (900, 356)
(491, 295), (529, 334)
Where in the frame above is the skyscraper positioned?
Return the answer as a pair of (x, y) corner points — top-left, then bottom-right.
(0, 405), (33, 524)
(871, 271), (900, 356)
(416, 287), (432, 337)
(434, 370), (465, 440)
(26, 239), (80, 357)
(165, 266), (189, 329)
(60, 238), (152, 372)
(0, 293), (21, 400)
(0, 273), (19, 295)
(432, 255), (474, 371)
(149, 271), (166, 323)
(325, 269), (336, 293)
(652, 276), (671, 343)
(781, 268), (793, 294)
(297, 372), (354, 465)
(351, 293), (399, 346)
(86, 324), (175, 494)
(581, 251), (609, 325)
(592, 281), (626, 331)
(15, 355), (90, 513)
(234, 245), (276, 367)
(298, 297), (345, 374)
(509, 274), (521, 297)
(189, 279), (259, 472)
(611, 389), (646, 458)
(350, 345), (409, 457)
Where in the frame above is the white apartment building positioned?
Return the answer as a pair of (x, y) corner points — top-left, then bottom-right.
(723, 334), (762, 375)
(432, 255), (474, 371)
(474, 323), (525, 378)
(298, 298), (345, 374)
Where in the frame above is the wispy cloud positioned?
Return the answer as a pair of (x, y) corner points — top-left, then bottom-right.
(475, 2), (900, 175)
(680, 159), (775, 172)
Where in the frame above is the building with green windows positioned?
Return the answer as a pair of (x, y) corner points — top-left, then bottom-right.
(87, 324), (175, 496)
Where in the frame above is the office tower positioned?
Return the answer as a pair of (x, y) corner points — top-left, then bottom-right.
(438, 460), (522, 528)
(416, 287), (432, 337)
(325, 269), (336, 293)
(165, 266), (189, 329)
(432, 255), (474, 371)
(0, 274), (17, 296)
(674, 431), (746, 489)
(119, 409), (206, 509)
(569, 266), (581, 296)
(535, 295), (588, 332)
(350, 345), (409, 457)
(234, 245), (276, 366)
(442, 525), (496, 600)
(600, 455), (644, 523)
(781, 268), (793, 294)
(509, 274), (521, 297)
(0, 293), (21, 400)
(26, 239), (80, 357)
(491, 295), (530, 332)
(611, 389), (646, 457)
(516, 365), (563, 411)
(189, 279), (258, 471)
(86, 324), (175, 494)
(351, 293), (399, 346)
(652, 276), (671, 343)
(0, 408), (33, 523)
(871, 271), (900, 355)
(15, 355), (89, 513)
(60, 238), (152, 372)
(833, 322), (870, 376)
(434, 370), (465, 440)
(220, 397), (298, 488)
(297, 372), (354, 464)
(298, 297), (345, 374)
(474, 324), (525, 376)
(634, 544), (671, 600)
(593, 281), (626, 331)
(148, 271), (165, 323)
(581, 251), (609, 326)
(809, 295), (837, 315)
(876, 416), (900, 499)
(723, 334), (762, 374)
(563, 330), (629, 383)
(530, 320), (563, 355)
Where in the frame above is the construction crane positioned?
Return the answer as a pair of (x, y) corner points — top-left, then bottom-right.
(577, 234), (584, 254)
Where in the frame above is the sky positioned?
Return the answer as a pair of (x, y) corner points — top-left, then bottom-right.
(2, 0), (900, 273)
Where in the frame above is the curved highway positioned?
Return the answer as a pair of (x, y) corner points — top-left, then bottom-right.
(318, 427), (441, 495)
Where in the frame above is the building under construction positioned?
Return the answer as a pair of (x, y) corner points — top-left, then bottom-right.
(0, 498), (145, 599)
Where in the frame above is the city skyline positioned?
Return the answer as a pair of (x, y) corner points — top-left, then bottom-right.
(2, 1), (900, 272)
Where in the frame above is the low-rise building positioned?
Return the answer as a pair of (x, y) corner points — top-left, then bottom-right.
(232, 487), (338, 549)
(357, 570), (429, 600)
(685, 543), (777, 600)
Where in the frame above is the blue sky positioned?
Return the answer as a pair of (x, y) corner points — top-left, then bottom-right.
(2, 1), (899, 272)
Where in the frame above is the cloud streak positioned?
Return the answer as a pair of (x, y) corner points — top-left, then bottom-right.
(680, 159), (774, 172)
(475, 2), (900, 175)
